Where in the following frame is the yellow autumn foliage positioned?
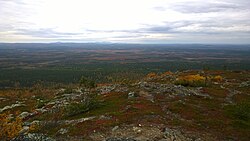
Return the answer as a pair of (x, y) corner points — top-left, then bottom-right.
(181, 74), (205, 82)
(0, 113), (23, 140)
(176, 74), (206, 87)
(212, 75), (223, 82)
(29, 122), (39, 132)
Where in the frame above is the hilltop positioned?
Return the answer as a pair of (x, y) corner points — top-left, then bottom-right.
(1, 70), (250, 141)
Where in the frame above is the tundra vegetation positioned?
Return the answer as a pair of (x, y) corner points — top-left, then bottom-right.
(0, 70), (249, 141)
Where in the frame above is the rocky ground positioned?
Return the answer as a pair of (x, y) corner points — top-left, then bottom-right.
(0, 70), (250, 141)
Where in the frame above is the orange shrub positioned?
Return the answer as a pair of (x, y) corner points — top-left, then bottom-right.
(161, 71), (173, 76)
(146, 72), (157, 78)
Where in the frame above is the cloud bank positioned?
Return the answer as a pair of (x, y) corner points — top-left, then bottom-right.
(0, 0), (250, 43)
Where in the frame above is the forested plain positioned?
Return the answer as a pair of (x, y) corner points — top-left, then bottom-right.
(0, 43), (249, 88)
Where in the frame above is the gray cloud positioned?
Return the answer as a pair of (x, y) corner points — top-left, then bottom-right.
(15, 28), (82, 38)
(141, 21), (194, 33)
(0, 0), (250, 43)
(154, 1), (248, 13)
(171, 2), (242, 13)
(111, 34), (143, 39)
(139, 18), (250, 35)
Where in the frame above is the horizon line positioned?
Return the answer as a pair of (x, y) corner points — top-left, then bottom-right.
(0, 42), (250, 45)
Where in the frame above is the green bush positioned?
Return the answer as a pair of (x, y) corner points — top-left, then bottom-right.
(79, 76), (96, 88)
(63, 88), (75, 94)
(36, 99), (48, 108)
(64, 93), (99, 117)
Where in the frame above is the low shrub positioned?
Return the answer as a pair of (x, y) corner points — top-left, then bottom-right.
(146, 72), (157, 78)
(79, 76), (96, 88)
(36, 99), (48, 109)
(0, 113), (23, 140)
(212, 75), (223, 82)
(175, 74), (207, 87)
(64, 93), (99, 117)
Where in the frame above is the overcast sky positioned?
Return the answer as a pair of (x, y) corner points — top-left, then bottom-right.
(0, 0), (250, 43)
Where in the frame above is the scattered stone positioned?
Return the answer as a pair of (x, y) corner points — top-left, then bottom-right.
(133, 127), (142, 134)
(31, 120), (40, 125)
(58, 128), (68, 135)
(114, 86), (129, 93)
(12, 133), (55, 141)
(35, 107), (48, 113)
(100, 115), (112, 120)
(134, 136), (153, 141)
(220, 85), (225, 89)
(225, 89), (241, 103)
(162, 127), (192, 141)
(239, 81), (250, 87)
(128, 92), (135, 99)
(0, 102), (26, 113)
(137, 82), (209, 98)
(112, 126), (119, 132)
(98, 85), (116, 94)
(0, 97), (8, 101)
(19, 126), (30, 134)
(106, 137), (137, 141)
(19, 112), (30, 119)
(65, 116), (96, 124)
(139, 90), (154, 102)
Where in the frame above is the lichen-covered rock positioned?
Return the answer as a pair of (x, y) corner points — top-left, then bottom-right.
(19, 112), (30, 119)
(12, 133), (55, 141)
(58, 128), (68, 135)
(106, 137), (137, 141)
(128, 92), (135, 99)
(239, 81), (250, 87)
